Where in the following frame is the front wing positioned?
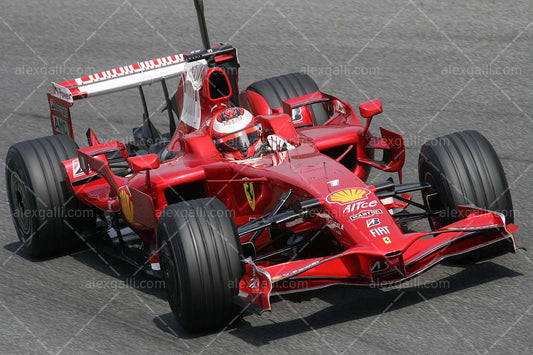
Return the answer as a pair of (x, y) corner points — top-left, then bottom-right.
(238, 206), (518, 311)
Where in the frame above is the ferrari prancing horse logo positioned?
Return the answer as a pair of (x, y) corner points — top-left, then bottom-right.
(243, 182), (255, 211)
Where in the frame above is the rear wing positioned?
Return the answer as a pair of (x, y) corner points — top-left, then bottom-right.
(47, 45), (239, 138)
(54, 53), (191, 102)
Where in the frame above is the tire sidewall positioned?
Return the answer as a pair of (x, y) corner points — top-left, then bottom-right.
(5, 135), (95, 257)
(6, 149), (40, 249)
(157, 199), (244, 332)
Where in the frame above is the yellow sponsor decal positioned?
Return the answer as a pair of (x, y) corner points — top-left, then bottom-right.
(326, 188), (370, 205)
(119, 187), (141, 226)
(382, 236), (392, 244)
(243, 182), (256, 211)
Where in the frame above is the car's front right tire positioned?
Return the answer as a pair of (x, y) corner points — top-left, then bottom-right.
(157, 198), (244, 332)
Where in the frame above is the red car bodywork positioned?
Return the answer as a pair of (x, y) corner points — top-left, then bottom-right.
(48, 47), (518, 312)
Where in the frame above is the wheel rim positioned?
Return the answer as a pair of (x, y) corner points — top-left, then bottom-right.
(9, 170), (33, 238)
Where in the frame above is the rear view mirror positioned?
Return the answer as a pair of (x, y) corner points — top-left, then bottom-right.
(128, 154), (160, 172)
(359, 99), (383, 119)
(359, 99), (383, 135)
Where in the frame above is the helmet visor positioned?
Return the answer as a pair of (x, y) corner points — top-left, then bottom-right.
(216, 126), (260, 154)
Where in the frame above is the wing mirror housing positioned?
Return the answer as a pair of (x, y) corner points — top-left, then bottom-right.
(127, 154), (160, 193)
(127, 154), (160, 172)
(359, 99), (383, 135)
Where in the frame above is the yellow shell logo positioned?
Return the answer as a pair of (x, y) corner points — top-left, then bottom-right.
(326, 188), (370, 205)
(119, 188), (141, 226)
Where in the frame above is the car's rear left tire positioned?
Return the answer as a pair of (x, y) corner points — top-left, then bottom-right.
(245, 72), (330, 125)
(418, 130), (514, 261)
(157, 198), (245, 332)
(5, 135), (96, 257)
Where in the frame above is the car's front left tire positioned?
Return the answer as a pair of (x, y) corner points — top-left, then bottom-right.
(418, 130), (514, 261)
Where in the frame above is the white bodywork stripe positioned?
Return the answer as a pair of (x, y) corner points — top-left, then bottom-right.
(74, 60), (205, 98)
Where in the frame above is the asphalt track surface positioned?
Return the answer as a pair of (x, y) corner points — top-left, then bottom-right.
(1, 0), (532, 354)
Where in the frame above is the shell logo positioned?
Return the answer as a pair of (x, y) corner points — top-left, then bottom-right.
(119, 188), (141, 226)
(326, 188), (370, 205)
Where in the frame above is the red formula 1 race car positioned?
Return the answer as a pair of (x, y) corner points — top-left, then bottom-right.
(6, 0), (518, 332)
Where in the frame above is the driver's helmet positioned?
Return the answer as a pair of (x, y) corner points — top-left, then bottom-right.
(212, 107), (262, 159)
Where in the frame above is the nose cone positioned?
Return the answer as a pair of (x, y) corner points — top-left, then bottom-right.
(323, 187), (404, 250)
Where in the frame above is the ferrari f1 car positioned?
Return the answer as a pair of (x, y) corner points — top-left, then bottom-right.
(6, 0), (518, 332)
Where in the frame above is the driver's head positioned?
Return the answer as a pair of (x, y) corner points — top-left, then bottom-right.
(212, 107), (262, 159)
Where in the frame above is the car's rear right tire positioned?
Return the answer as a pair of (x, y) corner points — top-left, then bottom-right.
(157, 198), (244, 332)
(5, 135), (96, 258)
